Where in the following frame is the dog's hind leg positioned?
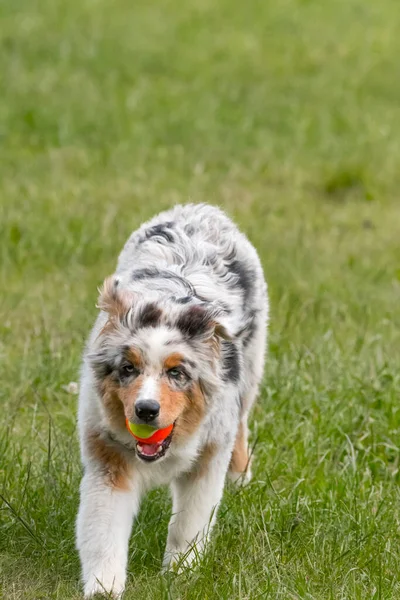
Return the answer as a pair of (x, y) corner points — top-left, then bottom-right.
(229, 305), (268, 485)
(228, 371), (265, 485)
(228, 414), (252, 485)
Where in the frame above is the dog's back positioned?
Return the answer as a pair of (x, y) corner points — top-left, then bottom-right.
(116, 203), (267, 344)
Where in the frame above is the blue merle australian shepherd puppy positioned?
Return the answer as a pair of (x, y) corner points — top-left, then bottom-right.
(76, 203), (268, 598)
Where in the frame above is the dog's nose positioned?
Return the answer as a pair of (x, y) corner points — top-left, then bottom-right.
(135, 399), (160, 422)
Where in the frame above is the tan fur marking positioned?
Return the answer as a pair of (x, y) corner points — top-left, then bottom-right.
(186, 442), (217, 481)
(101, 374), (144, 430)
(229, 421), (249, 474)
(87, 431), (133, 490)
(100, 376), (126, 431)
(118, 375), (144, 419)
(171, 382), (206, 442)
(126, 347), (144, 369)
(97, 276), (134, 319)
(98, 318), (118, 337)
(158, 381), (187, 428)
(163, 353), (185, 370)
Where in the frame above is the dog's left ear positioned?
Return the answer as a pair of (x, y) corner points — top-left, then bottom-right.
(97, 276), (136, 320)
(176, 303), (236, 341)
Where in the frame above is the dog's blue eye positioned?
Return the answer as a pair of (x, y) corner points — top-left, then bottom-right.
(168, 367), (189, 382)
(167, 367), (190, 385)
(168, 368), (181, 378)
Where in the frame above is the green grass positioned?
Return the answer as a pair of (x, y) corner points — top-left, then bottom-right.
(1, 0), (400, 597)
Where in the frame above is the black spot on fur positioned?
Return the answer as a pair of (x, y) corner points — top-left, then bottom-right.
(184, 224), (195, 236)
(228, 259), (254, 304)
(136, 302), (162, 329)
(175, 296), (193, 304)
(242, 311), (257, 348)
(89, 352), (115, 380)
(131, 268), (195, 295)
(176, 305), (213, 338)
(221, 341), (240, 383)
(131, 267), (161, 281)
(143, 222), (175, 243)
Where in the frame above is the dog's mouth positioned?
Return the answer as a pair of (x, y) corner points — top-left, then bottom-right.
(135, 430), (173, 462)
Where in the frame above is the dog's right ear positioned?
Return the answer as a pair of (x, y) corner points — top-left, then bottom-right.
(97, 276), (135, 320)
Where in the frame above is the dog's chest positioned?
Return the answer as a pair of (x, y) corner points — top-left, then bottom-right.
(136, 439), (200, 488)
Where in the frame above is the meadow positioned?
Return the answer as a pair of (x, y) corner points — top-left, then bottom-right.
(1, 0), (400, 597)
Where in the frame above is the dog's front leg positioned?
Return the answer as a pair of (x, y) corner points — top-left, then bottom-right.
(76, 470), (141, 598)
(163, 444), (232, 571)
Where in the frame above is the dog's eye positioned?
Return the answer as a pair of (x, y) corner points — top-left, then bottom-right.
(167, 367), (187, 382)
(168, 368), (181, 378)
(167, 367), (190, 385)
(120, 364), (138, 378)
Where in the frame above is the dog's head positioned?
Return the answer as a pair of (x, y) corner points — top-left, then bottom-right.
(89, 276), (234, 462)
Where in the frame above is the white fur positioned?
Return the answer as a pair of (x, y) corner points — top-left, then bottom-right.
(76, 204), (268, 597)
(77, 473), (141, 598)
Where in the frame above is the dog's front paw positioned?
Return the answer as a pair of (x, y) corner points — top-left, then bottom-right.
(84, 575), (125, 599)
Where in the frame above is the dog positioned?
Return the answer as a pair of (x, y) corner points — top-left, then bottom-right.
(76, 203), (268, 598)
